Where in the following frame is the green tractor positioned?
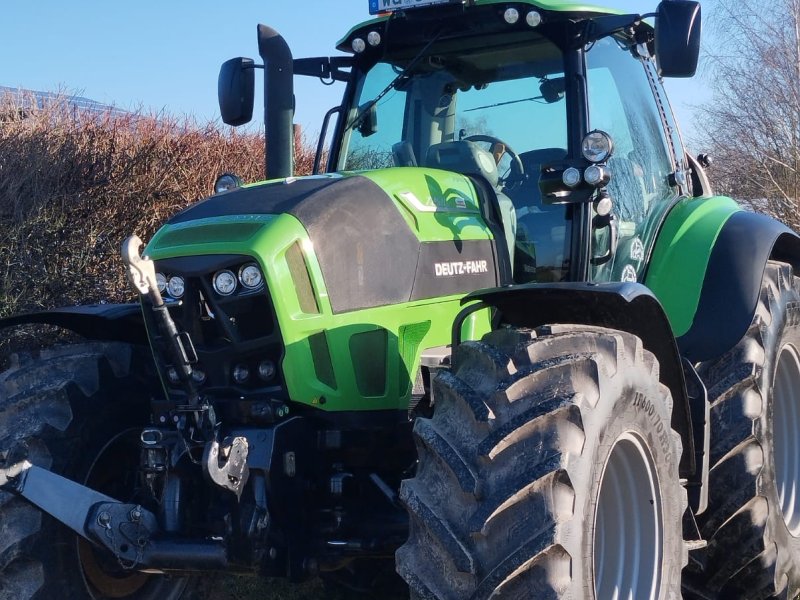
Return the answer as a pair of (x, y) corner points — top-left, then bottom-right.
(2, 1), (800, 598)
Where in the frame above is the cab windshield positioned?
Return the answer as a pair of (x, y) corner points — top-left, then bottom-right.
(339, 36), (567, 172)
(337, 35), (572, 282)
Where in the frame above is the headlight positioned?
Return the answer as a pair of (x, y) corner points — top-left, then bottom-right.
(232, 364), (250, 384)
(258, 360), (276, 381)
(581, 130), (614, 163)
(167, 275), (185, 298)
(156, 272), (167, 294)
(526, 11), (542, 27)
(562, 167), (582, 188)
(239, 263), (264, 289)
(504, 8), (520, 23)
(214, 173), (243, 195)
(352, 38), (366, 53)
(213, 270), (237, 296)
(584, 165), (610, 187)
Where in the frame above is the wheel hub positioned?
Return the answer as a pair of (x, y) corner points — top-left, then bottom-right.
(593, 432), (663, 599)
(773, 344), (800, 536)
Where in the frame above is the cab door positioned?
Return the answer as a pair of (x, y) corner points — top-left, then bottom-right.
(585, 37), (684, 283)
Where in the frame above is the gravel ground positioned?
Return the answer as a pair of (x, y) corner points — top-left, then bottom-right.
(205, 576), (329, 600)
(204, 573), (408, 600)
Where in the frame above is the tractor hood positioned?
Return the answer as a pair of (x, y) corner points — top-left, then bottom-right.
(146, 168), (498, 314)
(166, 170), (482, 228)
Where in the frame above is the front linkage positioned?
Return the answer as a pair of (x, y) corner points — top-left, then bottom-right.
(122, 235), (253, 499)
(0, 237), (271, 573)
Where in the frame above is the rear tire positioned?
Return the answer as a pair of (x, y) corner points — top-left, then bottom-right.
(396, 325), (687, 599)
(689, 261), (800, 598)
(0, 342), (195, 600)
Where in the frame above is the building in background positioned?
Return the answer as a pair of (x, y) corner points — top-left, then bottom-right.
(0, 86), (127, 118)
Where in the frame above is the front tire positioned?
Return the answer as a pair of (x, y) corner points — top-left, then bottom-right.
(689, 261), (800, 598)
(0, 342), (195, 600)
(396, 325), (687, 599)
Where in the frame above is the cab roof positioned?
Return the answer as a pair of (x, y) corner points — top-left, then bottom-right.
(337, 0), (624, 49)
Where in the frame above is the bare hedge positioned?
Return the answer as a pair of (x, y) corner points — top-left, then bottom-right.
(0, 94), (314, 321)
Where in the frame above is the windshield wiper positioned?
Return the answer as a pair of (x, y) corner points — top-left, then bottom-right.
(463, 77), (566, 112)
(464, 96), (543, 112)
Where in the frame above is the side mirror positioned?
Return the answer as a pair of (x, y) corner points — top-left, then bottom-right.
(539, 77), (566, 103)
(655, 0), (701, 77)
(218, 57), (255, 126)
(355, 101), (378, 137)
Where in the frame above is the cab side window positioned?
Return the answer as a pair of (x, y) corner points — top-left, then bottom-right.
(586, 38), (678, 283)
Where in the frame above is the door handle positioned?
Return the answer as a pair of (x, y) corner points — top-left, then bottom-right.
(591, 214), (618, 266)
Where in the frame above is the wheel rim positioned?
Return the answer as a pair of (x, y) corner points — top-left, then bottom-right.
(773, 344), (800, 536)
(594, 432), (663, 600)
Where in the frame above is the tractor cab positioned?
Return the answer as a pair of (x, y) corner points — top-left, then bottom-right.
(331, 0), (701, 286)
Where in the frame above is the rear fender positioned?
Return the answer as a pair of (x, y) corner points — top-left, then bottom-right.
(646, 197), (800, 362)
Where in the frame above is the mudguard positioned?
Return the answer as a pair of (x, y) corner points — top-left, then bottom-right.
(646, 198), (800, 363)
(0, 304), (147, 345)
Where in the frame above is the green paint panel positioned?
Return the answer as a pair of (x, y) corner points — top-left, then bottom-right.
(360, 168), (494, 242)
(280, 293), (490, 412)
(645, 196), (741, 337)
(147, 215), (276, 252)
(398, 321), (432, 396)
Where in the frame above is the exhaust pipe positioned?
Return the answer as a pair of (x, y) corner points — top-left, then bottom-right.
(257, 24), (294, 179)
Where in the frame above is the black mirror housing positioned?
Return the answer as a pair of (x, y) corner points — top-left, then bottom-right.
(655, 0), (701, 77)
(356, 101), (378, 137)
(218, 57), (255, 126)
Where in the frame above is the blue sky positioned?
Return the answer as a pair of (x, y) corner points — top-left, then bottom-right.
(1, 1), (710, 144)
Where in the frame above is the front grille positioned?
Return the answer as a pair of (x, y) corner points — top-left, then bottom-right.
(148, 254), (284, 401)
(309, 332), (337, 390)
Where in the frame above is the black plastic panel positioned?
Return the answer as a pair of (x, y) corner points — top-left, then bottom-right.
(169, 176), (421, 314)
(410, 240), (499, 300)
(0, 304), (147, 344)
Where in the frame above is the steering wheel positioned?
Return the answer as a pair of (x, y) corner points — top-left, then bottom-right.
(462, 134), (525, 189)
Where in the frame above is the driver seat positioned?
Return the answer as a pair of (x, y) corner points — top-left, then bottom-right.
(425, 141), (517, 277)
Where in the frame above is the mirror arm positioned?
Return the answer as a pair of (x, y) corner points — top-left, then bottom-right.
(575, 13), (645, 47)
(294, 57), (353, 82)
